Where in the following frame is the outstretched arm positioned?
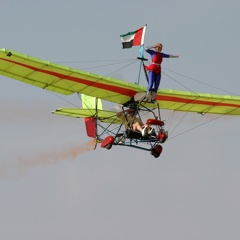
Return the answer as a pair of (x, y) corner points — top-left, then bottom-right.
(161, 53), (179, 58)
(169, 55), (179, 58)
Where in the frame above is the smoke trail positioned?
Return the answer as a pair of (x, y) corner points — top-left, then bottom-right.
(0, 100), (53, 123)
(16, 140), (96, 170)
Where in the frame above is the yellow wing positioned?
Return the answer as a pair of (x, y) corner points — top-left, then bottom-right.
(0, 48), (144, 104)
(155, 89), (240, 115)
(1, 48), (240, 115)
(52, 108), (121, 124)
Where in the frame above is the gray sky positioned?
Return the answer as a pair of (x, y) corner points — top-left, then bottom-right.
(1, 0), (240, 239)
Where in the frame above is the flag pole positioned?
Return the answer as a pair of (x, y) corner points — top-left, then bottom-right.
(137, 46), (143, 85)
(137, 24), (147, 85)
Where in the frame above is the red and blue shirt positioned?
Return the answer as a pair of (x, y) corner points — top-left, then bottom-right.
(145, 49), (170, 74)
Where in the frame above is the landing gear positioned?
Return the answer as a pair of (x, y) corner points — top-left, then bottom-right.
(105, 143), (112, 150)
(101, 136), (114, 150)
(151, 145), (163, 158)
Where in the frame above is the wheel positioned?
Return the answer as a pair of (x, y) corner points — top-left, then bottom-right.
(101, 136), (114, 149)
(153, 151), (160, 158)
(105, 143), (112, 150)
(151, 145), (163, 158)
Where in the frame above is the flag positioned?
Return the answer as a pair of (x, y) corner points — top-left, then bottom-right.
(120, 26), (146, 49)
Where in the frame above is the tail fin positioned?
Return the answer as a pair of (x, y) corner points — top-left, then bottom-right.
(81, 94), (103, 138)
(81, 94), (103, 110)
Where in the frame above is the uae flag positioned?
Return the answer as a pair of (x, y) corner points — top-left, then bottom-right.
(120, 26), (146, 49)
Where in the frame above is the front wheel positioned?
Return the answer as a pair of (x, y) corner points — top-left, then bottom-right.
(105, 143), (112, 150)
(101, 136), (114, 149)
(151, 145), (163, 158)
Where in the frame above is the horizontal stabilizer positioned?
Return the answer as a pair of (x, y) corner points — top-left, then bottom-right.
(52, 108), (121, 124)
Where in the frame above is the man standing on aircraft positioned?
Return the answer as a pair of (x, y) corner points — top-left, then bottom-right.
(145, 43), (179, 101)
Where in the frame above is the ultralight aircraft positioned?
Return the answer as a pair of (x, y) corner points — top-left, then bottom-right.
(1, 48), (240, 158)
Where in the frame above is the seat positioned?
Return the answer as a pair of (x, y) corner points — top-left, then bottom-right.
(125, 129), (142, 139)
